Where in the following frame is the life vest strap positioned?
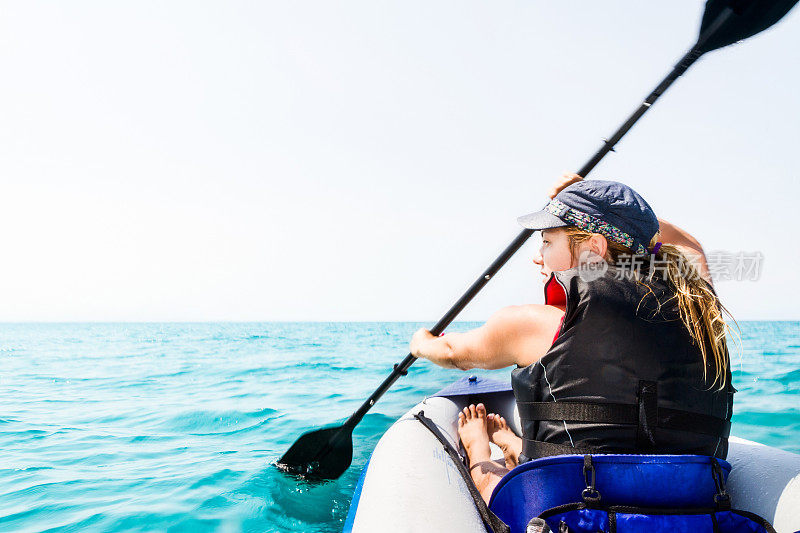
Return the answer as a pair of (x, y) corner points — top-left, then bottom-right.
(517, 400), (731, 439)
(521, 438), (595, 458)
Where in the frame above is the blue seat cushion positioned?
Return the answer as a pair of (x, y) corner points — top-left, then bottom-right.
(488, 454), (730, 533)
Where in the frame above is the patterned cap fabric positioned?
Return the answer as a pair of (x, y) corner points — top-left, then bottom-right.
(517, 180), (659, 254)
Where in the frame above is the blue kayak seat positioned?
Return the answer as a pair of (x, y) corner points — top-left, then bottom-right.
(488, 454), (731, 533)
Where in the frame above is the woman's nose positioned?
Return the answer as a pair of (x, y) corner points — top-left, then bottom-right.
(532, 251), (544, 266)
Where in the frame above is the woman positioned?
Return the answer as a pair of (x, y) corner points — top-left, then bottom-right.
(409, 174), (735, 503)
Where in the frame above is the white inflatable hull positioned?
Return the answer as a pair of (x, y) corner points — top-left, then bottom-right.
(343, 377), (800, 533)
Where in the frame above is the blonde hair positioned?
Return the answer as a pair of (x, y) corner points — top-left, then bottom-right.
(563, 226), (736, 389)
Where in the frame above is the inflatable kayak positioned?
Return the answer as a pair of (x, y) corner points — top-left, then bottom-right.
(343, 376), (800, 533)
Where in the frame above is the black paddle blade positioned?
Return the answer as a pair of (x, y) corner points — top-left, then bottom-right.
(699, 0), (799, 53)
(277, 424), (354, 481)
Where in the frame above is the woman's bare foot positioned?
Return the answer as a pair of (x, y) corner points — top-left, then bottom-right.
(458, 403), (507, 503)
(487, 413), (523, 469)
(457, 403), (492, 464)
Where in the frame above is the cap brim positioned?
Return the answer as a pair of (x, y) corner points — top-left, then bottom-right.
(517, 209), (569, 230)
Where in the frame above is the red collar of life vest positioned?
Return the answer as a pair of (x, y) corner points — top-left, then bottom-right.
(544, 273), (567, 343)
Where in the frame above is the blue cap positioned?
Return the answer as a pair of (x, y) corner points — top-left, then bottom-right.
(517, 180), (659, 254)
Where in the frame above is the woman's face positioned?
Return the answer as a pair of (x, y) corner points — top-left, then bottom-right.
(533, 228), (574, 282)
(533, 228), (608, 283)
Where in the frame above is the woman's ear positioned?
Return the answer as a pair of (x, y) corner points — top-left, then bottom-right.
(589, 234), (608, 259)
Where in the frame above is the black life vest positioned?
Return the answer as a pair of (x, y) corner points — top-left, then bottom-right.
(511, 265), (734, 462)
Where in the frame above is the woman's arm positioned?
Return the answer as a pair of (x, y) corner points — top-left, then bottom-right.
(657, 218), (711, 283)
(410, 305), (562, 371)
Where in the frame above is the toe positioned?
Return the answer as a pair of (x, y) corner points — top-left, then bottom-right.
(458, 412), (465, 427)
(462, 406), (470, 418)
(476, 403), (486, 418)
(468, 404), (476, 418)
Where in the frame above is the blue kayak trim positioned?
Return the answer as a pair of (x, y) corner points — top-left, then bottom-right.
(432, 374), (512, 397)
(342, 454), (371, 533)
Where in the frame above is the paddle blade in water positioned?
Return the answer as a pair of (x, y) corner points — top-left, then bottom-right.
(698, 0), (798, 53)
(277, 424), (354, 480)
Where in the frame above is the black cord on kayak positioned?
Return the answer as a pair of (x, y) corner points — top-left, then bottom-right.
(414, 411), (511, 533)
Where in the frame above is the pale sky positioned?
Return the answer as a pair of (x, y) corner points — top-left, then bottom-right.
(1, 1), (798, 321)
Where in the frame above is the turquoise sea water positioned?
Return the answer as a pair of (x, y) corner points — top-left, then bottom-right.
(1, 321), (798, 532)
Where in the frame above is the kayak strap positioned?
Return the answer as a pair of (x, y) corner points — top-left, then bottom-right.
(414, 411), (511, 533)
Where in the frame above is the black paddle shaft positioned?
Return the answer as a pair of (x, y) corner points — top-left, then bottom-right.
(341, 32), (721, 433)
